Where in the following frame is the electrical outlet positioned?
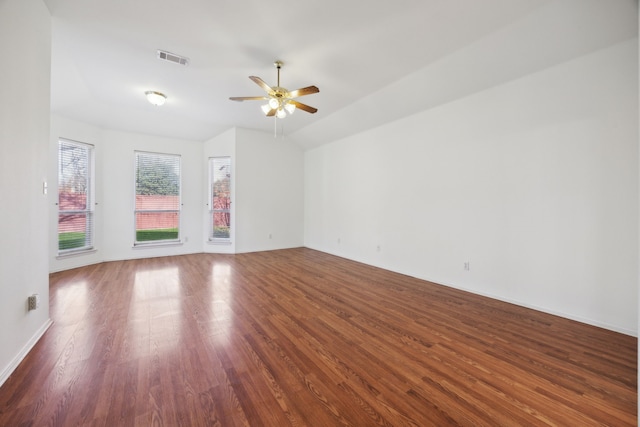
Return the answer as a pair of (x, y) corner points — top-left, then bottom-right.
(464, 262), (470, 271)
(28, 294), (40, 311)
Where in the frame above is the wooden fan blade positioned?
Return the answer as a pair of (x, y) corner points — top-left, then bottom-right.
(249, 76), (273, 94)
(290, 100), (318, 114)
(266, 108), (277, 117)
(288, 85), (319, 98)
(229, 96), (268, 102)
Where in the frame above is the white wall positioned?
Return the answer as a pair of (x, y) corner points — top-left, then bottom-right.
(49, 117), (204, 271)
(235, 128), (304, 253)
(216, 128), (304, 254)
(0, 0), (52, 385)
(305, 39), (639, 335)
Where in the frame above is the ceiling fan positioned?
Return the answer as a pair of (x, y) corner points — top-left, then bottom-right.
(229, 61), (319, 119)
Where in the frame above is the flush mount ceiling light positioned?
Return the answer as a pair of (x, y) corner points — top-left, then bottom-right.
(145, 91), (167, 106)
(229, 61), (319, 119)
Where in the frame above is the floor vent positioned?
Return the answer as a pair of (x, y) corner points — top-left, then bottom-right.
(157, 50), (189, 66)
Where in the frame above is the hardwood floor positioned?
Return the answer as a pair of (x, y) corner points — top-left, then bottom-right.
(0, 248), (636, 426)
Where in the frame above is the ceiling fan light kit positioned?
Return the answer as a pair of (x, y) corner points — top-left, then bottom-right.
(230, 60), (319, 120)
(284, 103), (295, 115)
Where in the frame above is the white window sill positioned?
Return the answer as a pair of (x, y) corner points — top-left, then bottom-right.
(207, 240), (232, 245)
(132, 240), (183, 249)
(57, 248), (97, 259)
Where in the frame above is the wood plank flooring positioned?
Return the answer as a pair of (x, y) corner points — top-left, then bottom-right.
(0, 248), (636, 426)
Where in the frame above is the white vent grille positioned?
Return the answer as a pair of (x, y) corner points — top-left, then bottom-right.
(157, 50), (189, 66)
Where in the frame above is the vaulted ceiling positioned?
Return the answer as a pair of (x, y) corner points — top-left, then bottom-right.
(43, 0), (637, 149)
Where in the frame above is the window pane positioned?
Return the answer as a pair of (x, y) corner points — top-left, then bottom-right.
(209, 157), (231, 240)
(58, 139), (94, 253)
(135, 212), (179, 241)
(59, 212), (93, 250)
(135, 151), (181, 244)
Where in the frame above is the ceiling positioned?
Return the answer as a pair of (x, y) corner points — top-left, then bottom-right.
(43, 0), (637, 148)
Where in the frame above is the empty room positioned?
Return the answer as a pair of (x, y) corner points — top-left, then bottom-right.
(0, 0), (638, 425)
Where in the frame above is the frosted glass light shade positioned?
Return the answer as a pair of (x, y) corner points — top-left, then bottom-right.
(284, 102), (295, 114)
(268, 98), (280, 109)
(145, 91), (167, 106)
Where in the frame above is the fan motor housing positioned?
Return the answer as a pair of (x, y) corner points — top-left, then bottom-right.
(271, 87), (288, 98)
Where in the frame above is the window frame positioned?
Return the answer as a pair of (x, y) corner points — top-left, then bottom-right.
(133, 150), (182, 246)
(208, 156), (231, 243)
(57, 138), (95, 256)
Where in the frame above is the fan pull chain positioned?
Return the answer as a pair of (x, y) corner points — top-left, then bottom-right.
(273, 116), (286, 138)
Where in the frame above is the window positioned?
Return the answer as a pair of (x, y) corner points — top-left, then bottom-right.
(134, 151), (181, 245)
(209, 157), (231, 241)
(58, 139), (94, 254)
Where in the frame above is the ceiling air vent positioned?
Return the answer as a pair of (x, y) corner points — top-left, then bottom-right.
(157, 50), (189, 66)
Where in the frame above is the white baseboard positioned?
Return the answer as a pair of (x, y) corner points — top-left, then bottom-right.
(0, 319), (53, 388)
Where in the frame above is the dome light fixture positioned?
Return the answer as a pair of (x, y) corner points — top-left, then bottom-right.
(145, 91), (167, 106)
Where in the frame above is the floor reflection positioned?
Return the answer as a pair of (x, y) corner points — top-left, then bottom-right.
(51, 281), (90, 361)
(133, 266), (181, 302)
(131, 266), (181, 358)
(210, 262), (233, 344)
